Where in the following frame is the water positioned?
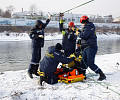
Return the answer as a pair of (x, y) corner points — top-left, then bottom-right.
(0, 39), (120, 72)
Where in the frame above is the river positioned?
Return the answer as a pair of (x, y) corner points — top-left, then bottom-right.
(0, 39), (120, 72)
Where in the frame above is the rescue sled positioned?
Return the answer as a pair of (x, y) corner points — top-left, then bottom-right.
(55, 68), (85, 84)
(38, 68), (85, 84)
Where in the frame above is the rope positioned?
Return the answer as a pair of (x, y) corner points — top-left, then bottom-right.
(52, 0), (94, 16)
(63, 0), (94, 14)
(81, 49), (120, 96)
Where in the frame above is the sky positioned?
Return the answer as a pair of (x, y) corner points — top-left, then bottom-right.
(0, 0), (120, 18)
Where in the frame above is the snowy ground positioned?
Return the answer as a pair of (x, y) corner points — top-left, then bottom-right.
(0, 53), (120, 100)
(0, 32), (120, 100)
(0, 32), (62, 41)
(0, 32), (120, 41)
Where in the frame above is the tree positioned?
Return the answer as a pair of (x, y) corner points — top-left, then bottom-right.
(7, 5), (15, 13)
(1, 10), (11, 18)
(1, 5), (15, 18)
(0, 8), (3, 16)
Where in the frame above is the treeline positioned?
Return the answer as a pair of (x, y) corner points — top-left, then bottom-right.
(0, 26), (59, 34)
(0, 4), (43, 18)
(0, 6), (14, 18)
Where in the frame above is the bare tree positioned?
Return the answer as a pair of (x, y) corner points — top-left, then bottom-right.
(1, 10), (11, 18)
(0, 8), (3, 16)
(7, 5), (15, 13)
(1, 5), (15, 18)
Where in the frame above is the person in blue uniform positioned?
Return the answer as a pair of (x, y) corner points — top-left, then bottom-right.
(76, 15), (106, 81)
(28, 16), (52, 79)
(59, 14), (78, 57)
(39, 43), (75, 85)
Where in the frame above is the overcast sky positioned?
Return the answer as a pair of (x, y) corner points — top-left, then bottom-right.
(0, 0), (119, 18)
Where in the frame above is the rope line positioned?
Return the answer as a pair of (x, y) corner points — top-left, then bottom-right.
(81, 49), (120, 96)
(52, 0), (94, 16)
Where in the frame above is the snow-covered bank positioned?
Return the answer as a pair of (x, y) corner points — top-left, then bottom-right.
(0, 32), (120, 41)
(0, 53), (120, 100)
(97, 33), (120, 40)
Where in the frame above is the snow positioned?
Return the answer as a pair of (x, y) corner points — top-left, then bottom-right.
(0, 32), (120, 41)
(0, 53), (120, 100)
(0, 32), (120, 99)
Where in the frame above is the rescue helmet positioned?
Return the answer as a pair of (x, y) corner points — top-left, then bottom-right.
(80, 15), (89, 23)
(68, 22), (75, 27)
(55, 43), (62, 50)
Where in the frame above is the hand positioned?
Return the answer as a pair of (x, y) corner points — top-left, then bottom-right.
(72, 57), (75, 60)
(48, 12), (52, 20)
(38, 35), (44, 38)
(76, 32), (80, 36)
(48, 15), (52, 20)
(72, 27), (75, 31)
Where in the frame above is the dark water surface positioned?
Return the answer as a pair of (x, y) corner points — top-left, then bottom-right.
(0, 39), (120, 72)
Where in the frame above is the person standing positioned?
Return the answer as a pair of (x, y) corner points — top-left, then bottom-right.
(76, 15), (106, 81)
(59, 14), (78, 57)
(28, 16), (52, 79)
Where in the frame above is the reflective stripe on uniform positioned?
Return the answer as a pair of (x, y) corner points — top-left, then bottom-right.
(30, 62), (39, 65)
(94, 68), (100, 73)
(62, 31), (65, 35)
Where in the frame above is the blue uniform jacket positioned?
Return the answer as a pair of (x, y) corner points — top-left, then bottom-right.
(30, 19), (50, 47)
(78, 22), (97, 48)
(59, 23), (77, 52)
(40, 46), (75, 73)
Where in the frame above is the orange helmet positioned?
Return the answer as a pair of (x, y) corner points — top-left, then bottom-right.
(68, 22), (74, 27)
(80, 15), (89, 23)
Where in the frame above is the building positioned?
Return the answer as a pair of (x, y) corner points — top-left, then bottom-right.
(113, 17), (120, 23)
(89, 15), (113, 23)
(12, 11), (114, 23)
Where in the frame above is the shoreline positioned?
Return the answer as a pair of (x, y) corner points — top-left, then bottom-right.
(0, 33), (120, 41)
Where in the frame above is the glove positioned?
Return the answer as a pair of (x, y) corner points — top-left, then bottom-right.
(76, 32), (80, 36)
(38, 35), (44, 38)
(47, 12), (52, 20)
(72, 27), (75, 31)
(48, 15), (52, 20)
(71, 57), (75, 60)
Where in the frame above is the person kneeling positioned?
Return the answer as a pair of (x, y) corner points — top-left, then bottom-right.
(39, 43), (75, 85)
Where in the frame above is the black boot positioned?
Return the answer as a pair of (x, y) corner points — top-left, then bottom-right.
(28, 64), (34, 79)
(98, 71), (106, 81)
(39, 76), (48, 86)
(39, 76), (44, 86)
(78, 69), (87, 80)
(33, 65), (39, 76)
